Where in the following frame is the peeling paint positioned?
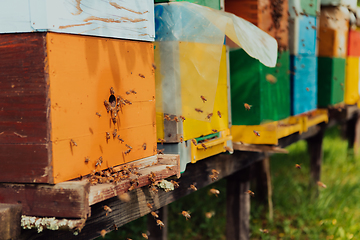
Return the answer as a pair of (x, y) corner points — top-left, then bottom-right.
(71, 0), (83, 15)
(109, 2), (149, 15)
(59, 22), (92, 29)
(83, 16), (147, 24)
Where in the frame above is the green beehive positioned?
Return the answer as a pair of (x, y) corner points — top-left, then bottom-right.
(230, 49), (291, 125)
(317, 57), (346, 107)
(154, 0), (221, 10)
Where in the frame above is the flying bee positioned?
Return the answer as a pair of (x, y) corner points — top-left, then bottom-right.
(311, 25), (316, 30)
(246, 190), (255, 197)
(110, 87), (115, 95)
(217, 111), (222, 118)
(95, 156), (103, 167)
(103, 205), (112, 216)
(295, 164), (301, 169)
(191, 139), (197, 146)
(139, 74), (145, 78)
(156, 219), (164, 229)
(195, 108), (203, 113)
(150, 186), (158, 194)
(259, 229), (269, 234)
(100, 229), (107, 238)
(142, 233), (148, 239)
(180, 136), (183, 143)
(206, 113), (213, 120)
(70, 139), (77, 147)
(253, 130), (260, 137)
(212, 169), (219, 175)
(164, 115), (171, 121)
(96, 112), (101, 117)
(189, 184), (197, 191)
(157, 149), (164, 154)
(142, 143), (146, 150)
(117, 135), (124, 142)
(85, 157), (90, 163)
(306, 87), (310, 91)
(201, 143), (207, 150)
(317, 181), (327, 188)
(147, 203), (153, 209)
(200, 95), (207, 103)
(244, 103), (252, 110)
(158, 138), (166, 145)
(106, 132), (111, 141)
(209, 188), (220, 197)
(179, 115), (186, 122)
(151, 211), (159, 218)
(131, 89), (137, 94)
(113, 224), (118, 231)
(166, 166), (173, 170)
(112, 129), (117, 138)
(182, 211), (191, 220)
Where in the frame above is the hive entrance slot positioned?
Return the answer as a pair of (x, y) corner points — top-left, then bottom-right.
(109, 95), (116, 107)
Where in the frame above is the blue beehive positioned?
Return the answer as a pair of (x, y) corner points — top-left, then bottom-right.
(289, 15), (318, 55)
(290, 55), (318, 115)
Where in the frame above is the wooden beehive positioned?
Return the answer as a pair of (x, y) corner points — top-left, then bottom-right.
(289, 15), (318, 55)
(290, 55), (318, 115)
(344, 57), (360, 105)
(317, 57), (346, 107)
(288, 0), (320, 17)
(225, 0), (289, 51)
(154, 0), (224, 10)
(0, 32), (156, 184)
(348, 30), (360, 57)
(230, 49), (291, 125)
(318, 6), (349, 57)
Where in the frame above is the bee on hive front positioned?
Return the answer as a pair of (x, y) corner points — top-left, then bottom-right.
(189, 184), (197, 191)
(106, 132), (111, 141)
(110, 87), (115, 95)
(70, 139), (77, 147)
(217, 111), (222, 118)
(195, 108), (203, 113)
(142, 233), (148, 239)
(201, 143), (207, 150)
(206, 113), (213, 120)
(200, 95), (207, 103)
(158, 138), (166, 145)
(191, 139), (197, 146)
(179, 115), (186, 122)
(253, 130), (260, 137)
(103, 205), (112, 216)
(96, 112), (101, 117)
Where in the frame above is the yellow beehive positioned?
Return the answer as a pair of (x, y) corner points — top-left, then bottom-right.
(344, 57), (360, 105)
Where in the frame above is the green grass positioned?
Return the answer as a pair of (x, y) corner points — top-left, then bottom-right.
(100, 126), (360, 240)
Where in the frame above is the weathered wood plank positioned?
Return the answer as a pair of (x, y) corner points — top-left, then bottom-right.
(0, 181), (90, 218)
(0, 0), (155, 41)
(233, 142), (289, 153)
(0, 203), (22, 240)
(89, 155), (180, 205)
(226, 167), (251, 240)
(20, 151), (264, 239)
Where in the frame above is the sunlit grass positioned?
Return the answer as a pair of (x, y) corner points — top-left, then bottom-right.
(100, 126), (360, 240)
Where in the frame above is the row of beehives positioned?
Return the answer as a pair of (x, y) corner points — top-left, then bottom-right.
(0, 0), (358, 185)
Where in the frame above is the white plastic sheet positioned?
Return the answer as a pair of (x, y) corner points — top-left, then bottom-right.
(155, 2), (278, 121)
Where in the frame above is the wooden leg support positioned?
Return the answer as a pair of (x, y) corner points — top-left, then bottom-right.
(253, 156), (273, 221)
(347, 112), (360, 156)
(147, 205), (168, 240)
(307, 126), (325, 190)
(0, 203), (22, 240)
(226, 166), (251, 240)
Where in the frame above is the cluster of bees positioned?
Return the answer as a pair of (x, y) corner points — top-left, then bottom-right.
(270, 0), (284, 29)
(85, 164), (142, 186)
